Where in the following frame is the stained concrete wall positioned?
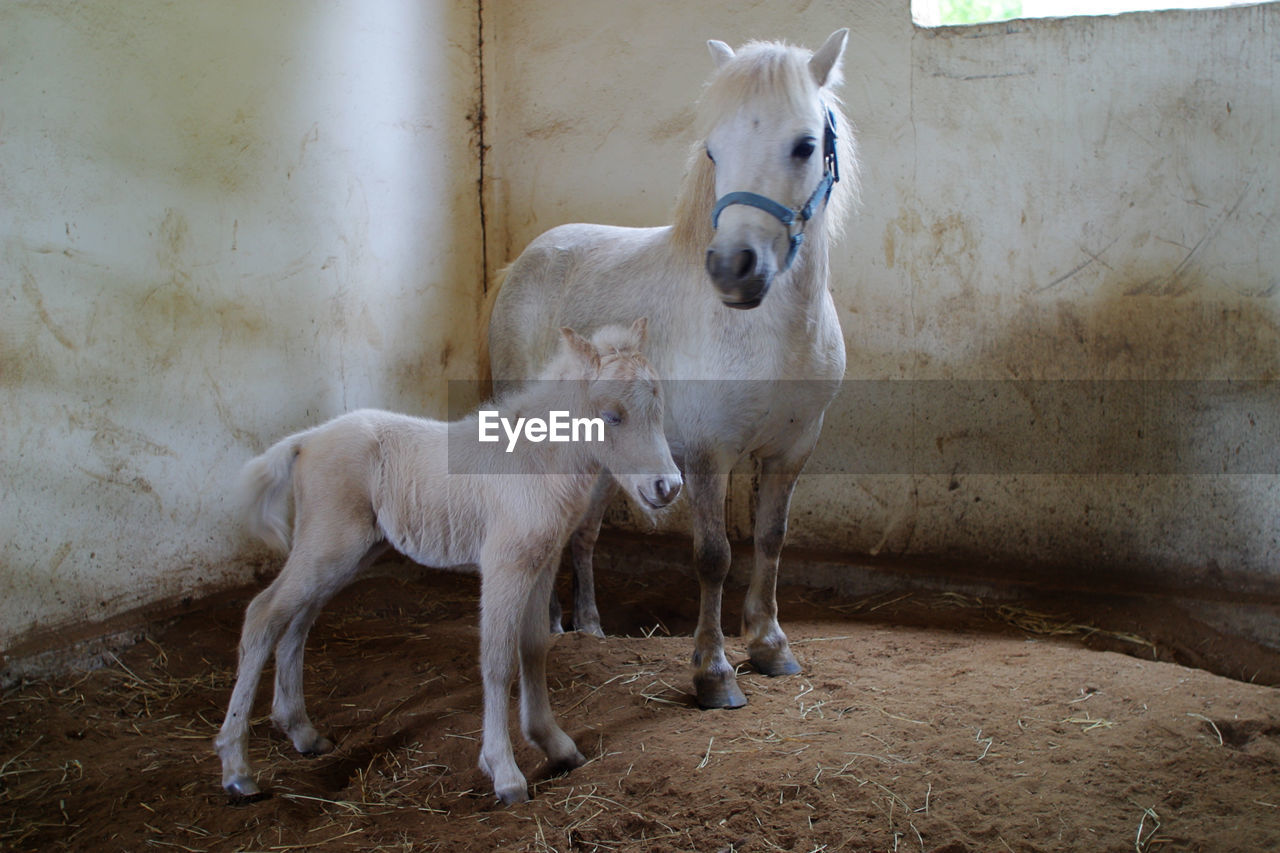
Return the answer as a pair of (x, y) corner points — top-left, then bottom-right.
(3, 0), (1276, 668)
(0, 2), (483, 657)
(483, 2), (1279, 592)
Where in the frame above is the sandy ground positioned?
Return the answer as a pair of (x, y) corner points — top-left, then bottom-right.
(3, 558), (1278, 852)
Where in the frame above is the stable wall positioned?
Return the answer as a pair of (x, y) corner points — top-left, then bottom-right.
(0, 2), (484, 660)
(3, 0), (1276, 673)
(482, 2), (1280, 593)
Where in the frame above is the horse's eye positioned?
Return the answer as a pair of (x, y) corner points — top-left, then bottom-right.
(705, 146), (715, 164)
(602, 410), (623, 426)
(791, 138), (817, 160)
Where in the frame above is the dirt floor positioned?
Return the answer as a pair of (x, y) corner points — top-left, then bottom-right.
(3, 556), (1279, 852)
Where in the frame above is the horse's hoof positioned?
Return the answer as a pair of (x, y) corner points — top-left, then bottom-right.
(224, 775), (264, 801)
(300, 735), (335, 756)
(574, 621), (605, 639)
(496, 783), (530, 806)
(693, 673), (748, 710)
(548, 748), (586, 775)
(749, 645), (802, 677)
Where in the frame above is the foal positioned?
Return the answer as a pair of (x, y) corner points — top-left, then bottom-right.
(215, 319), (680, 805)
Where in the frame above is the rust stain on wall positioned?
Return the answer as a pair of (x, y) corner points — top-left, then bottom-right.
(20, 268), (77, 351)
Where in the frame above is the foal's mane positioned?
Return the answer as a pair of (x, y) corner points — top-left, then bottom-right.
(670, 40), (859, 260)
(494, 329), (654, 419)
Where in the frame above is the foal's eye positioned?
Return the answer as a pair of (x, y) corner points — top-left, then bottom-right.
(602, 410), (623, 426)
(791, 138), (817, 161)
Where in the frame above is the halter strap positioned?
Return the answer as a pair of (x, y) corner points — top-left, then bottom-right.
(709, 107), (840, 273)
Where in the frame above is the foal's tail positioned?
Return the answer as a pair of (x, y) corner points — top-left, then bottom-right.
(239, 432), (307, 554)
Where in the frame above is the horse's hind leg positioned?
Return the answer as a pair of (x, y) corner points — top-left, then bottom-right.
(742, 452), (808, 677)
(519, 560), (585, 772)
(686, 458), (747, 709)
(215, 572), (301, 798)
(268, 600), (334, 756)
(565, 474), (615, 637)
(270, 543), (385, 755)
(216, 518), (378, 798)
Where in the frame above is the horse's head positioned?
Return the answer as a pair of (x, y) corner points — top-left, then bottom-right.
(559, 319), (681, 510)
(699, 29), (850, 309)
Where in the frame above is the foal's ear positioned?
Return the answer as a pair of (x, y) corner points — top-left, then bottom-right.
(561, 327), (600, 368)
(628, 316), (649, 348)
(707, 39), (735, 70)
(809, 28), (849, 88)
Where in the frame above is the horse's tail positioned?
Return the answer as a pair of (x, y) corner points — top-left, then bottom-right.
(239, 431), (307, 554)
(474, 263), (513, 394)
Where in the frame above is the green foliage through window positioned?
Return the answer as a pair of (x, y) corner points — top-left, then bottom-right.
(917, 0), (1265, 27)
(937, 0), (1025, 24)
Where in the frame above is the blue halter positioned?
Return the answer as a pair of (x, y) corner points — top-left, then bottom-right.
(710, 107), (840, 273)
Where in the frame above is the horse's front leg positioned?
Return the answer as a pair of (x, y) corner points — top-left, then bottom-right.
(478, 545), (544, 805)
(686, 459), (746, 709)
(519, 560), (585, 771)
(566, 474), (615, 637)
(742, 450), (811, 677)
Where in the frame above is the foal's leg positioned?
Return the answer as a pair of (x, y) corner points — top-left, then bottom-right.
(565, 474), (615, 637)
(686, 458), (746, 709)
(215, 527), (376, 797)
(477, 547), (545, 805)
(215, 580), (290, 798)
(519, 560), (585, 771)
(271, 543), (387, 755)
(268, 599), (334, 756)
(742, 451), (811, 677)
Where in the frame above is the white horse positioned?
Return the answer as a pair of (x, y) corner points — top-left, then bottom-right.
(489, 31), (856, 709)
(215, 320), (681, 805)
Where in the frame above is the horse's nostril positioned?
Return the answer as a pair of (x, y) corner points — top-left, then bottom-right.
(733, 249), (756, 280)
(654, 477), (681, 504)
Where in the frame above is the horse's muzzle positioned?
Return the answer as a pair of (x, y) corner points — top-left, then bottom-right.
(643, 475), (682, 509)
(705, 247), (771, 309)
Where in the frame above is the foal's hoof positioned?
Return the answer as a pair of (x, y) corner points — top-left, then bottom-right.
(291, 732), (335, 756)
(301, 735), (335, 756)
(496, 783), (531, 806)
(693, 672), (748, 710)
(224, 775), (264, 801)
(749, 645), (802, 677)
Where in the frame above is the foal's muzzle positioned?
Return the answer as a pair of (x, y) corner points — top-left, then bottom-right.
(643, 475), (682, 509)
(705, 246), (770, 309)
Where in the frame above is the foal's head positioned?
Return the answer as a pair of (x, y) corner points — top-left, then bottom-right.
(558, 318), (681, 510)
(683, 29), (855, 309)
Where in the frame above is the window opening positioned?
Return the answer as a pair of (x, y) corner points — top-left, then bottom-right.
(914, 0), (1265, 27)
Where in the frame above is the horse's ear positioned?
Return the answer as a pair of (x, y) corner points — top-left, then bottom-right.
(809, 28), (848, 88)
(628, 317), (648, 348)
(561, 327), (600, 369)
(707, 39), (735, 69)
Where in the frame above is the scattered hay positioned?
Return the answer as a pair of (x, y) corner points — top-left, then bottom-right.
(1061, 711), (1117, 733)
(1134, 804), (1164, 852)
(936, 592), (1157, 653)
(1186, 712), (1223, 746)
